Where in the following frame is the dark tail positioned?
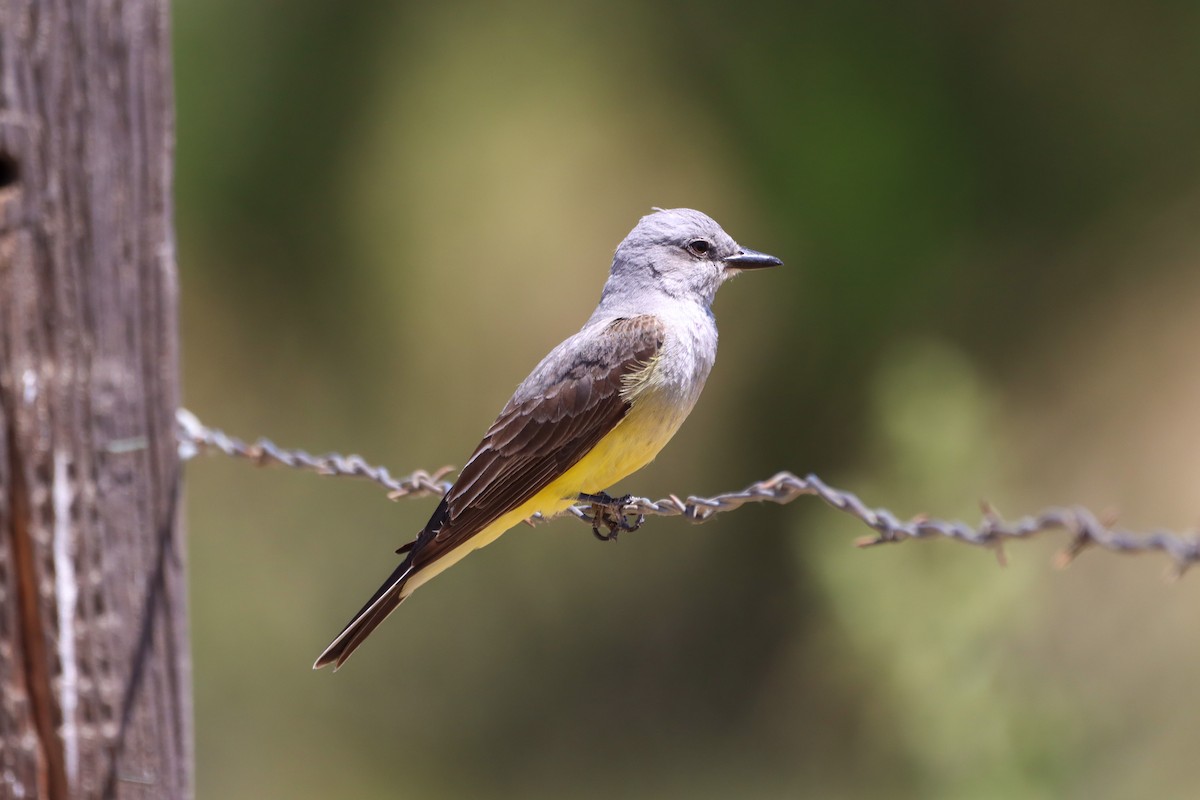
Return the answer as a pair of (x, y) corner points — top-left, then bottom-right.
(313, 561), (414, 671)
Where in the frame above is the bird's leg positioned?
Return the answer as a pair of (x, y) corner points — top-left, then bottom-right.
(578, 492), (645, 541)
(577, 492), (616, 539)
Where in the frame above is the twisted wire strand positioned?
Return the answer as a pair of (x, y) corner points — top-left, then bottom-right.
(175, 409), (453, 500)
(176, 409), (1200, 574)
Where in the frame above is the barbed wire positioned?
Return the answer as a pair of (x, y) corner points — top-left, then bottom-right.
(175, 408), (1200, 575)
(174, 409), (455, 500)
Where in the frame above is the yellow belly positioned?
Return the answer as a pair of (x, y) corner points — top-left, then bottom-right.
(401, 396), (686, 596)
(545, 393), (686, 504)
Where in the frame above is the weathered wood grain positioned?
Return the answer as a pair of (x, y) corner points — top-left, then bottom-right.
(0, 1), (190, 798)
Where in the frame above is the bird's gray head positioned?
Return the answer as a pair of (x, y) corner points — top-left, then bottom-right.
(599, 208), (781, 312)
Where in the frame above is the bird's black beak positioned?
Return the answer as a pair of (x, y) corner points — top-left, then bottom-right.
(722, 248), (783, 270)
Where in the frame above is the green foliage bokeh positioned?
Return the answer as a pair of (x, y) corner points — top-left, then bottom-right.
(176, 2), (1200, 798)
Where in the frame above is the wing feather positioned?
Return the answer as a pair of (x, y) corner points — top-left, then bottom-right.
(411, 314), (664, 570)
(315, 314), (664, 669)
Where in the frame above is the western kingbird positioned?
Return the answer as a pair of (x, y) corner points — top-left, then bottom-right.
(315, 208), (781, 669)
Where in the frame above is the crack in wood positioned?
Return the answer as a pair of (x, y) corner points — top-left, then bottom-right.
(5, 413), (69, 800)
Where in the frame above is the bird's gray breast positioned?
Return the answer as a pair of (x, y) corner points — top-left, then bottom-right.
(644, 303), (718, 412)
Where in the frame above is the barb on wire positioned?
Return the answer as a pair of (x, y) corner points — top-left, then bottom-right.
(176, 409), (1200, 575)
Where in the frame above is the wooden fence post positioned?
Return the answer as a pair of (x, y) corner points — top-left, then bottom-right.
(0, 1), (191, 798)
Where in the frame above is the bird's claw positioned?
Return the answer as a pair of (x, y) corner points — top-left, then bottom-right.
(578, 492), (644, 541)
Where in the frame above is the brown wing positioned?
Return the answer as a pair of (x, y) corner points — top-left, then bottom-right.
(314, 314), (664, 670)
(409, 314), (665, 571)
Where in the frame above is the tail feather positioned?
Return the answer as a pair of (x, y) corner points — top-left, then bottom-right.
(314, 561), (414, 671)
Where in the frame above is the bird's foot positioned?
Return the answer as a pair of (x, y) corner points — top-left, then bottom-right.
(578, 492), (644, 541)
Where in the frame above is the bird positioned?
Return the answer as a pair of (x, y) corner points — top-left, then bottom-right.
(314, 207), (781, 670)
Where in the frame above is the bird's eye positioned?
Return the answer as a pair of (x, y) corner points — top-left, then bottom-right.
(686, 239), (711, 257)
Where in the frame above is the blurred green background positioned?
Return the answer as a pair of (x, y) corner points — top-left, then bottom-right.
(174, 2), (1200, 798)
